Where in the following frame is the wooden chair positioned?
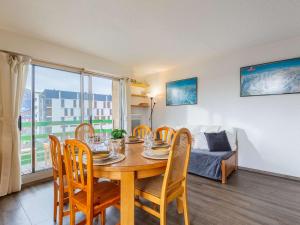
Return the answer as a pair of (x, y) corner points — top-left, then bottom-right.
(64, 139), (120, 225)
(49, 135), (69, 225)
(133, 124), (151, 138)
(155, 126), (176, 145)
(135, 128), (192, 225)
(75, 123), (95, 141)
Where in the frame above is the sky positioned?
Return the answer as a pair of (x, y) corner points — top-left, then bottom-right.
(26, 65), (112, 95)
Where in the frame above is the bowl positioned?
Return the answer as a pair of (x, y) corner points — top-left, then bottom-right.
(92, 151), (110, 159)
(128, 136), (138, 142)
(154, 139), (163, 145)
(150, 147), (170, 156)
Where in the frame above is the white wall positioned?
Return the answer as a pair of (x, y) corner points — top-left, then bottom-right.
(0, 29), (132, 77)
(143, 36), (300, 178)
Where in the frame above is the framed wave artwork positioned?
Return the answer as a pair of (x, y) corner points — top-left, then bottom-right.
(166, 77), (198, 106)
(240, 57), (300, 97)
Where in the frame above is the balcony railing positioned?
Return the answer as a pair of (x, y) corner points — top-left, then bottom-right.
(20, 119), (112, 174)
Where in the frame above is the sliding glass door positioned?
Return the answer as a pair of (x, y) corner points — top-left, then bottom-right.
(34, 66), (81, 172)
(90, 76), (113, 139)
(20, 65), (115, 174)
(82, 75), (113, 138)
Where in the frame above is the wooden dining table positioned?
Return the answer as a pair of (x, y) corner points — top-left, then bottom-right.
(93, 143), (167, 225)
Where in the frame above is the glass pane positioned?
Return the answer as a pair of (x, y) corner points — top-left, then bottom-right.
(20, 65), (32, 175)
(91, 76), (113, 139)
(34, 66), (81, 171)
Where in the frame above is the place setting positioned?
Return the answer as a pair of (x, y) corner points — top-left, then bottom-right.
(125, 135), (144, 144)
(85, 136), (126, 166)
(142, 134), (170, 160)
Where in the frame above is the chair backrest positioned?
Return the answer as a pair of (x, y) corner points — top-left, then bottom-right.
(161, 128), (192, 198)
(64, 139), (94, 207)
(49, 135), (64, 183)
(133, 124), (151, 138)
(75, 123), (95, 141)
(155, 126), (176, 145)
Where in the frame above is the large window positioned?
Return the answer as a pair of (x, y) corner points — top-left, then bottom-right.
(91, 76), (113, 139)
(20, 65), (114, 174)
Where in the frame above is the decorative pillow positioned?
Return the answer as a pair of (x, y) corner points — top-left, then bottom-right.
(192, 132), (209, 150)
(204, 131), (232, 152)
(225, 130), (237, 151)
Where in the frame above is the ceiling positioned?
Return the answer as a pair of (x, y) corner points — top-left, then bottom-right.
(1, 0), (300, 76)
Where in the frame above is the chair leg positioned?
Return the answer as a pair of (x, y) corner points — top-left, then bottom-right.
(53, 183), (58, 222)
(70, 203), (76, 225)
(101, 210), (106, 225)
(176, 197), (184, 214)
(58, 188), (64, 225)
(86, 210), (93, 225)
(160, 203), (167, 225)
(182, 188), (190, 225)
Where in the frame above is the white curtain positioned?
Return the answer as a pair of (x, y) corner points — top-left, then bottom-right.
(120, 78), (131, 133)
(0, 52), (31, 196)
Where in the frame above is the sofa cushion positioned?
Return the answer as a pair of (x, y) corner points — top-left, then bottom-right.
(204, 131), (232, 152)
(192, 132), (209, 150)
(175, 125), (237, 151)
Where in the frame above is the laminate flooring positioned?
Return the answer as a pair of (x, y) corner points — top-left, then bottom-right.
(1, 170), (300, 225)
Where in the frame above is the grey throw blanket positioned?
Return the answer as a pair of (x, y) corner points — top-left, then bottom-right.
(188, 149), (234, 180)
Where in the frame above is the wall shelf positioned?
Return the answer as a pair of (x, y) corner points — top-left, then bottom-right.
(131, 94), (148, 98)
(130, 83), (149, 88)
(131, 104), (149, 108)
(130, 81), (149, 130)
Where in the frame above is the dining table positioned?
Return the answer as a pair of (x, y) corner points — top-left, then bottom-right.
(93, 142), (168, 225)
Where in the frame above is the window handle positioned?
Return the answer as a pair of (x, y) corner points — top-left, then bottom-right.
(18, 115), (22, 131)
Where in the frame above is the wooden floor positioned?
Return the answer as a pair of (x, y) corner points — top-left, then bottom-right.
(1, 170), (300, 225)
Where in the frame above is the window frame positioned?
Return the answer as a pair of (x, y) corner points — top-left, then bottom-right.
(21, 61), (117, 175)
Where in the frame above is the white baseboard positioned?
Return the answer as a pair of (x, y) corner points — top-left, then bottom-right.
(239, 166), (300, 181)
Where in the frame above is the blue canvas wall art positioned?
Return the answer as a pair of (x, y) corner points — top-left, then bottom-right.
(240, 58), (300, 97)
(166, 77), (197, 106)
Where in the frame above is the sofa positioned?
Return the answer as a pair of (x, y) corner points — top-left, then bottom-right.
(176, 125), (238, 184)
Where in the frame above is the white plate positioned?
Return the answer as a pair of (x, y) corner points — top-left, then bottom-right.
(90, 143), (108, 152)
(93, 153), (125, 165)
(148, 148), (170, 156)
(83, 152), (112, 162)
(150, 148), (170, 155)
(141, 151), (169, 160)
(92, 152), (112, 160)
(152, 143), (169, 148)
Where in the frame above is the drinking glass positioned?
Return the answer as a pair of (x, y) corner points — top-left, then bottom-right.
(103, 138), (110, 151)
(144, 133), (153, 150)
(111, 141), (119, 157)
(84, 133), (90, 143)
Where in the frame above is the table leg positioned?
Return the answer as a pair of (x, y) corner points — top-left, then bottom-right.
(121, 172), (135, 225)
